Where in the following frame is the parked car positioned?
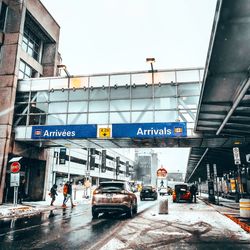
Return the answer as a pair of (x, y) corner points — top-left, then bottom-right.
(92, 181), (138, 219)
(172, 184), (191, 202)
(140, 185), (158, 200)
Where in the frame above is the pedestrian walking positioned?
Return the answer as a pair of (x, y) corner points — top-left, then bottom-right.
(190, 184), (197, 203)
(62, 180), (75, 208)
(62, 181), (69, 208)
(84, 177), (91, 199)
(50, 184), (58, 206)
(160, 180), (164, 188)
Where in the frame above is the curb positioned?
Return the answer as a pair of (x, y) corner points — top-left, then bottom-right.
(225, 214), (250, 233)
(198, 196), (250, 233)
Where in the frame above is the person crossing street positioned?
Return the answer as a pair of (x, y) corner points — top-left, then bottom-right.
(62, 181), (75, 208)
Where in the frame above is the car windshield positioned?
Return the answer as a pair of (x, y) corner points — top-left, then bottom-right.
(142, 186), (153, 191)
(99, 182), (125, 193)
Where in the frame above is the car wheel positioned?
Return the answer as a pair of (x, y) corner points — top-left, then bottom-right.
(92, 210), (99, 219)
(133, 203), (138, 214)
(126, 204), (133, 218)
(140, 197), (144, 201)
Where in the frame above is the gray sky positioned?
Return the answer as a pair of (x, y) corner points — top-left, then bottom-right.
(41, 0), (217, 173)
(41, 0), (216, 75)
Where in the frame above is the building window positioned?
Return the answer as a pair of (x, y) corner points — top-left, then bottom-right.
(22, 27), (41, 61)
(19, 60), (37, 79)
(0, 2), (8, 32)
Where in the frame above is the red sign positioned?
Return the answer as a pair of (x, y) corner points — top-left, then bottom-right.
(157, 167), (167, 177)
(10, 162), (21, 173)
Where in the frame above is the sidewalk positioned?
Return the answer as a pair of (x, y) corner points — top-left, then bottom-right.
(199, 193), (250, 233)
(0, 190), (91, 219)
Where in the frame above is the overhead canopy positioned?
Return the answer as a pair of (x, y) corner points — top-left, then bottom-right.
(186, 0), (250, 182)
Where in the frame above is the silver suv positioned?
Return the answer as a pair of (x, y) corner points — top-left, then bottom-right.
(92, 181), (138, 219)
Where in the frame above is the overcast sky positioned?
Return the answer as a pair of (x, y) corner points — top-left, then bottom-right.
(40, 0), (217, 173)
(41, 0), (216, 75)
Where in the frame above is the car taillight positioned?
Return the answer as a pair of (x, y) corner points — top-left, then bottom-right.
(93, 189), (101, 195)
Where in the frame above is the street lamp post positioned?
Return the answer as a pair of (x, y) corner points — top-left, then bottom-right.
(146, 58), (155, 84)
(65, 144), (71, 181)
(57, 64), (71, 88)
(146, 57), (156, 122)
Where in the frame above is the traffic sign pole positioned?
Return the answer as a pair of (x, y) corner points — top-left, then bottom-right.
(10, 162), (21, 206)
(13, 186), (18, 207)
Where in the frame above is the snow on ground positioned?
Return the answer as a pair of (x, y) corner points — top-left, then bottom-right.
(97, 196), (250, 250)
(0, 190), (91, 219)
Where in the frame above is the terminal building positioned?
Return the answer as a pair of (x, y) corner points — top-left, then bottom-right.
(0, 0), (135, 203)
(0, 0), (61, 203)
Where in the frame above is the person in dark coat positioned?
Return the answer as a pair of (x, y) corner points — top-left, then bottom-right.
(190, 184), (198, 203)
(18, 177), (26, 204)
(50, 184), (58, 206)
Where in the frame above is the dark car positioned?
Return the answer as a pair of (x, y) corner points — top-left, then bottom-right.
(172, 184), (191, 202)
(140, 185), (158, 201)
(92, 181), (137, 218)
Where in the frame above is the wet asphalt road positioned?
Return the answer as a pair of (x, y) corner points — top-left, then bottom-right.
(0, 200), (156, 250)
(1, 197), (250, 250)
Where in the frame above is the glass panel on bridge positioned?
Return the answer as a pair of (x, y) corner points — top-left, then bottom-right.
(110, 112), (130, 123)
(68, 114), (87, 124)
(110, 87), (130, 98)
(89, 88), (109, 100)
(49, 90), (68, 101)
(178, 83), (200, 96)
(132, 99), (153, 110)
(155, 84), (176, 97)
(48, 114), (67, 125)
(132, 73), (152, 85)
(48, 102), (67, 113)
(89, 100), (109, 112)
(89, 76), (109, 88)
(69, 89), (88, 100)
(176, 70), (200, 83)
(154, 111), (178, 122)
(68, 101), (88, 112)
(31, 79), (50, 90)
(154, 71), (176, 83)
(155, 97), (177, 109)
(132, 111), (153, 123)
(110, 74), (130, 87)
(110, 100), (130, 111)
(131, 86), (152, 98)
(88, 113), (108, 124)
(50, 78), (68, 89)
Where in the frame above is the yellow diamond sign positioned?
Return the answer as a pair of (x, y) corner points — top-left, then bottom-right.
(99, 128), (111, 138)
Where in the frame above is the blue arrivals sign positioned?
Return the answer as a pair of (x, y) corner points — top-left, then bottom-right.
(112, 122), (187, 138)
(31, 124), (97, 139)
(31, 122), (186, 139)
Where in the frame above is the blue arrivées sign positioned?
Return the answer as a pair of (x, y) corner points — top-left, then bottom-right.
(31, 122), (187, 139)
(31, 125), (97, 139)
(112, 122), (187, 138)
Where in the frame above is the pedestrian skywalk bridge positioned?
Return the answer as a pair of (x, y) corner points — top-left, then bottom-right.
(13, 67), (225, 148)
